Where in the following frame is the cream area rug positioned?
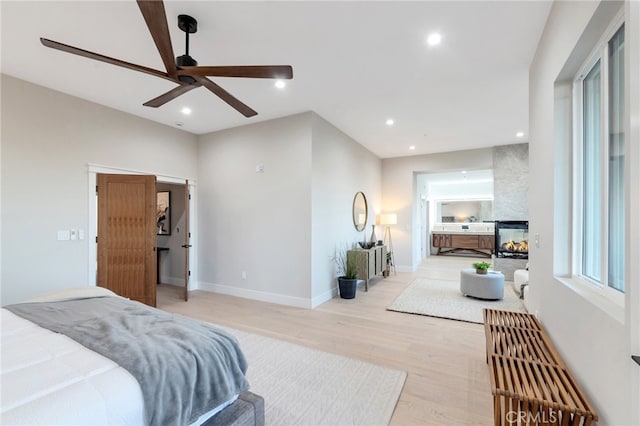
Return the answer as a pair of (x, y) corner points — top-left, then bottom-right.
(225, 327), (407, 426)
(387, 278), (527, 324)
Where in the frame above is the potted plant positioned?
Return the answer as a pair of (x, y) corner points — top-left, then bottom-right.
(383, 251), (392, 277)
(333, 247), (358, 299)
(472, 261), (491, 275)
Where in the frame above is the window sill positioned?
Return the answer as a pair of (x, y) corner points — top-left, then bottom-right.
(555, 275), (625, 324)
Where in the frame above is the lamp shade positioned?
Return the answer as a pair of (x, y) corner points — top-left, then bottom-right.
(377, 213), (397, 226)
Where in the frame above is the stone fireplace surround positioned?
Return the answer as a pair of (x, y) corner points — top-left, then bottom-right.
(492, 143), (529, 280)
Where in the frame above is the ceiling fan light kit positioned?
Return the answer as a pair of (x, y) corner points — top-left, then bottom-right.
(40, 1), (293, 118)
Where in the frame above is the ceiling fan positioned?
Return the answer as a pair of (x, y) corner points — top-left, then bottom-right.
(40, 0), (293, 118)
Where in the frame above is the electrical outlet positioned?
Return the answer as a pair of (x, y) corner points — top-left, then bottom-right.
(241, 271), (247, 280)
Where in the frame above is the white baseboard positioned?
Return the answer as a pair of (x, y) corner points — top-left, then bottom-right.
(311, 287), (338, 308)
(197, 281), (316, 309)
(395, 264), (417, 273)
(160, 276), (184, 287)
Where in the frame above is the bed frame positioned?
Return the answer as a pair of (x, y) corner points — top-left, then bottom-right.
(204, 392), (265, 426)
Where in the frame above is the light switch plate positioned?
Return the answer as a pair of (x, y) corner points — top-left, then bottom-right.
(57, 230), (70, 241)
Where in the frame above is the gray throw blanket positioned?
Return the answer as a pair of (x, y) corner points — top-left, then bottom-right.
(6, 296), (250, 426)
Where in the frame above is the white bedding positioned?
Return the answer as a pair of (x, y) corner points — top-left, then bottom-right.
(1, 308), (145, 425)
(1, 288), (238, 425)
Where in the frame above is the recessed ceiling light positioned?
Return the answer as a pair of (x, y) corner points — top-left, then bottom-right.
(409, 145), (416, 150)
(516, 132), (525, 138)
(386, 119), (395, 126)
(275, 80), (286, 89)
(427, 33), (442, 46)
(181, 107), (191, 115)
(461, 170), (467, 174)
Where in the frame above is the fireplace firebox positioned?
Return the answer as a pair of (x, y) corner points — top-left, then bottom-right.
(494, 221), (529, 259)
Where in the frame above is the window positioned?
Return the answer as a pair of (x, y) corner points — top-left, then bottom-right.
(576, 22), (625, 292)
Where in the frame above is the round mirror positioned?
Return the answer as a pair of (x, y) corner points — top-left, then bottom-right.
(352, 192), (368, 232)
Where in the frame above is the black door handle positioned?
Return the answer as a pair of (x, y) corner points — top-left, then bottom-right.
(633, 355), (640, 366)
(181, 244), (193, 248)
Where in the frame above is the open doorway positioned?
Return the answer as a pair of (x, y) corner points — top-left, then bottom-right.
(156, 182), (189, 301)
(88, 165), (197, 302)
(416, 170), (494, 261)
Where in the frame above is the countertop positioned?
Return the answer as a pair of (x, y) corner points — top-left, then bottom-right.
(431, 230), (495, 235)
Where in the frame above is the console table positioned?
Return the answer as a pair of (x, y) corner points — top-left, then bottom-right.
(347, 245), (387, 291)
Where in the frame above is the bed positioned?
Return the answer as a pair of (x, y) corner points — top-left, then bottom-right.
(1, 287), (264, 426)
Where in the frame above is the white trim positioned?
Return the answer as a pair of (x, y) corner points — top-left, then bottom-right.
(88, 171), (97, 286)
(571, 16), (626, 291)
(198, 281), (315, 309)
(160, 276), (185, 287)
(87, 164), (197, 289)
(571, 77), (583, 277)
(396, 264), (417, 273)
(162, 277), (185, 290)
(556, 275), (624, 324)
(311, 287), (338, 308)
(576, 11), (625, 81)
(88, 163), (196, 185)
(626, 2), (640, 423)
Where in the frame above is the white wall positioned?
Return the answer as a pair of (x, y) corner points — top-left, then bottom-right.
(1, 75), (198, 305)
(196, 112), (382, 308)
(529, 1), (640, 424)
(311, 113), (381, 305)
(381, 148), (493, 271)
(196, 113), (313, 306)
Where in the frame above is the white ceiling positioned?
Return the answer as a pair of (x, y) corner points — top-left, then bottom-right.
(421, 169), (493, 184)
(0, 1), (551, 158)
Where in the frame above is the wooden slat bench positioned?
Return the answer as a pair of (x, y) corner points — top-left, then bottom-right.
(483, 309), (598, 426)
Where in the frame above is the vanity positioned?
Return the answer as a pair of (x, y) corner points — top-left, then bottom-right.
(431, 223), (494, 258)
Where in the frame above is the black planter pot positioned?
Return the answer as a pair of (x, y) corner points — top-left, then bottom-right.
(338, 277), (357, 299)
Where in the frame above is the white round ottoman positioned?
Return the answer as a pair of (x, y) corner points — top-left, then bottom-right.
(460, 268), (505, 300)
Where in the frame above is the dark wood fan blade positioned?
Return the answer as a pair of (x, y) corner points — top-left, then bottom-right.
(178, 65), (293, 79)
(40, 38), (175, 83)
(136, 0), (177, 77)
(195, 77), (258, 117)
(143, 84), (199, 107)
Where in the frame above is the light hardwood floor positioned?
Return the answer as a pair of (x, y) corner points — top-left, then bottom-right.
(157, 255), (493, 426)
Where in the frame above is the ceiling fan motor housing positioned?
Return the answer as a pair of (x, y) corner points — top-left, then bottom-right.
(177, 54), (197, 67)
(176, 14), (198, 84)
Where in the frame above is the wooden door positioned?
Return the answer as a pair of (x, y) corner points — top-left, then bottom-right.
(97, 173), (157, 307)
(182, 180), (191, 301)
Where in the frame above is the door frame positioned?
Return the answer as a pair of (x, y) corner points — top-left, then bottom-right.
(87, 164), (197, 290)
